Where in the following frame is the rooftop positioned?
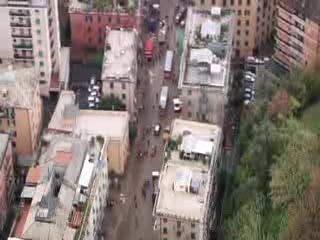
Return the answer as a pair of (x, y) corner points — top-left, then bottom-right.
(155, 162), (209, 221)
(0, 64), (38, 109)
(0, 133), (9, 168)
(179, 7), (233, 90)
(155, 119), (222, 220)
(0, 0), (49, 7)
(69, 0), (138, 13)
(18, 133), (106, 239)
(101, 29), (138, 82)
(279, 0), (320, 23)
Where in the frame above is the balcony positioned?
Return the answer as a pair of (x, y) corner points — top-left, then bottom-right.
(14, 53), (34, 59)
(11, 32), (32, 38)
(13, 43), (33, 49)
(9, 10), (30, 16)
(10, 21), (31, 28)
(7, 0), (30, 6)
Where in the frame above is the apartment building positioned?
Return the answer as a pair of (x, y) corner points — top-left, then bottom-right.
(178, 7), (233, 126)
(194, 0), (277, 58)
(13, 133), (109, 240)
(0, 0), (61, 96)
(48, 91), (130, 174)
(0, 134), (15, 231)
(153, 119), (222, 240)
(274, 0), (320, 69)
(101, 29), (138, 119)
(0, 65), (42, 166)
(69, 0), (141, 60)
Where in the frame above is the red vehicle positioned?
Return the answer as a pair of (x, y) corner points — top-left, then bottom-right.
(144, 38), (153, 61)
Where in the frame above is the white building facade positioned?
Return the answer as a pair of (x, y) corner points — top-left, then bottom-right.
(0, 0), (61, 96)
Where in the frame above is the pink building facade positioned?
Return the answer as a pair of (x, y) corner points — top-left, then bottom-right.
(275, 0), (320, 69)
(0, 134), (15, 230)
(69, 3), (142, 61)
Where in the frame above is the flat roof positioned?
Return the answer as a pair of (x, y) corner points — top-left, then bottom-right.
(75, 110), (129, 139)
(0, 65), (38, 109)
(49, 91), (129, 139)
(155, 162), (209, 221)
(154, 119), (222, 220)
(101, 30), (138, 82)
(179, 7), (233, 90)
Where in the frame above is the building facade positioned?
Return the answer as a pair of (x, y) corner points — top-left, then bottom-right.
(274, 0), (320, 69)
(69, 0), (141, 60)
(0, 66), (43, 166)
(101, 29), (138, 119)
(0, 0), (61, 96)
(153, 119), (222, 240)
(178, 7), (233, 126)
(48, 90), (130, 175)
(0, 134), (15, 231)
(194, 0), (277, 58)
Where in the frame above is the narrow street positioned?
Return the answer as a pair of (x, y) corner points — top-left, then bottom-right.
(102, 0), (181, 239)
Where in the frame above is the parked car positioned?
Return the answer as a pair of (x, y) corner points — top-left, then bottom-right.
(244, 93), (252, 100)
(244, 75), (255, 83)
(88, 102), (95, 108)
(244, 71), (256, 78)
(154, 123), (161, 136)
(90, 76), (96, 85)
(244, 88), (252, 93)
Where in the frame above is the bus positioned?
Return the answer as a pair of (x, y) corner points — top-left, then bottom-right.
(159, 86), (169, 116)
(164, 50), (174, 79)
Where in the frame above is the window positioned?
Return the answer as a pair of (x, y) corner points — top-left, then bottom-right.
(110, 82), (114, 89)
(223, 0), (226, 6)
(35, 19), (40, 24)
(246, 20), (250, 26)
(244, 10), (250, 15)
(87, 27), (91, 32)
(177, 231), (181, 237)
(121, 83), (126, 89)
(36, 29), (41, 35)
(12, 142), (16, 148)
(230, 0), (234, 5)
(35, 9), (39, 13)
(37, 39), (42, 45)
(122, 93), (126, 100)
(99, 37), (102, 43)
(188, 112), (192, 118)
(235, 49), (240, 57)
(177, 221), (181, 228)
(201, 0), (204, 4)
(236, 40), (240, 46)
(98, 15), (101, 22)
(0, 119), (2, 126)
(39, 61), (44, 67)
(163, 218), (167, 223)
(247, 0), (251, 5)
(212, 0), (215, 4)
(238, 10), (241, 16)
(237, 29), (241, 35)
(237, 20), (241, 26)
(38, 51), (43, 57)
(238, 0), (242, 5)
(191, 232), (196, 239)
(191, 222), (195, 228)
(245, 41), (249, 46)
(245, 30), (249, 36)
(163, 227), (167, 234)
(110, 93), (114, 98)
(188, 89), (192, 95)
(188, 100), (191, 106)
(40, 72), (45, 77)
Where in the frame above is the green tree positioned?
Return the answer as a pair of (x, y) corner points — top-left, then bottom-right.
(99, 96), (126, 111)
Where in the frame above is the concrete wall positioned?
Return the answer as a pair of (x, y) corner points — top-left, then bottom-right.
(0, 8), (13, 59)
(180, 87), (225, 126)
(102, 80), (136, 118)
(158, 216), (200, 240)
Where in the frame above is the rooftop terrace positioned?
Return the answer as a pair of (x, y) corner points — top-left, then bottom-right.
(179, 7), (233, 89)
(101, 29), (138, 82)
(0, 64), (38, 109)
(155, 119), (222, 220)
(69, 0), (138, 12)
